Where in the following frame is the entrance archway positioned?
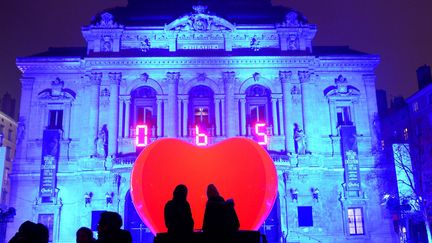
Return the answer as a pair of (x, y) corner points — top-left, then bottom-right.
(124, 190), (154, 243)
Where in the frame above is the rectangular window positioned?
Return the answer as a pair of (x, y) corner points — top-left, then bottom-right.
(38, 214), (54, 242)
(48, 110), (63, 129)
(8, 129), (12, 141)
(297, 206), (313, 227)
(5, 146), (11, 161)
(348, 207), (364, 235)
(413, 102), (419, 112)
(336, 106), (352, 126)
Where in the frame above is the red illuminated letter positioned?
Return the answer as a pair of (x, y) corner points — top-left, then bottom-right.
(255, 123), (268, 145)
(136, 125), (149, 147)
(195, 126), (208, 146)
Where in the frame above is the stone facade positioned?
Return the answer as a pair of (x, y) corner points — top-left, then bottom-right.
(8, 1), (398, 242)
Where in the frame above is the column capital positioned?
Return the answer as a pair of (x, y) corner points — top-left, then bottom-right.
(362, 74), (377, 85)
(166, 72), (180, 84)
(279, 71), (292, 83)
(272, 94), (283, 100)
(89, 72), (102, 85)
(178, 94), (189, 100)
(298, 70), (312, 84)
(109, 72), (122, 85)
(20, 77), (35, 89)
(222, 71), (236, 83)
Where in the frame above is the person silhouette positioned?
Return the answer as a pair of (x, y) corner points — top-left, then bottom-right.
(96, 211), (132, 243)
(164, 184), (194, 239)
(202, 184), (239, 236)
(76, 227), (95, 243)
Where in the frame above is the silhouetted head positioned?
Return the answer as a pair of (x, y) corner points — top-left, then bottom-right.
(35, 223), (49, 243)
(173, 184), (188, 202)
(98, 211), (123, 237)
(76, 227), (94, 243)
(18, 221), (37, 236)
(206, 184), (220, 199)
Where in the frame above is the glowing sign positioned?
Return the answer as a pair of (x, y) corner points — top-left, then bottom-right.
(254, 123), (268, 145)
(130, 138), (278, 234)
(135, 125), (149, 147)
(195, 125), (208, 146)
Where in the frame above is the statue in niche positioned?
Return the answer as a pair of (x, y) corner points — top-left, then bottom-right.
(293, 123), (306, 155)
(288, 34), (299, 50)
(101, 36), (113, 52)
(95, 124), (109, 158)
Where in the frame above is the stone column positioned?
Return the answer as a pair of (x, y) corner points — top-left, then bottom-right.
(16, 77), (35, 158)
(299, 71), (316, 153)
(166, 72), (180, 137)
(221, 98), (226, 136)
(88, 73), (101, 155)
(271, 97), (279, 136)
(239, 97), (246, 136)
(183, 98), (189, 137)
(118, 97), (124, 138)
(280, 71), (294, 152)
(124, 97), (131, 138)
(108, 72), (121, 156)
(63, 102), (72, 138)
(177, 99), (182, 136)
(223, 72), (236, 137)
(156, 97), (163, 137)
(277, 97), (284, 135)
(363, 74), (379, 147)
(214, 96), (222, 136)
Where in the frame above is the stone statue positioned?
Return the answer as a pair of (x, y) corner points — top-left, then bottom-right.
(293, 123), (306, 155)
(95, 125), (109, 158)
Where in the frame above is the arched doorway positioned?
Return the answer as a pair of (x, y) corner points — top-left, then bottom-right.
(124, 190), (154, 243)
(259, 194), (281, 243)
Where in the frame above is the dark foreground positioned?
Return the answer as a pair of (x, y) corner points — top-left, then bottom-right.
(154, 231), (262, 243)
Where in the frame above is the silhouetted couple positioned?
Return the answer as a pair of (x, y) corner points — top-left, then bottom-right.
(164, 184), (240, 241)
(9, 221), (49, 243)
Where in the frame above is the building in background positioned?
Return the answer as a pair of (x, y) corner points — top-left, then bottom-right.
(8, 0), (398, 242)
(0, 110), (17, 243)
(0, 93), (16, 120)
(0, 111), (17, 207)
(378, 65), (432, 242)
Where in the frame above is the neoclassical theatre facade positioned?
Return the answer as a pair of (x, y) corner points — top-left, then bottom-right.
(9, 0), (397, 242)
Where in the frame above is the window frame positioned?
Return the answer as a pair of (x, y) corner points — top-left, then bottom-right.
(347, 207), (365, 235)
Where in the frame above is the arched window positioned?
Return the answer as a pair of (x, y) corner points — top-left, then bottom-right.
(188, 85), (215, 136)
(245, 85), (272, 135)
(131, 86), (157, 136)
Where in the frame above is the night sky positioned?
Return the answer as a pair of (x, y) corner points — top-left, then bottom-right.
(1, 0), (431, 112)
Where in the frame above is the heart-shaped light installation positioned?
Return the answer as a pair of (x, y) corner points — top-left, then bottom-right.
(131, 137), (278, 234)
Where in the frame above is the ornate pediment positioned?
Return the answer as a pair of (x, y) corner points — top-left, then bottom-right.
(324, 75), (360, 97)
(92, 12), (123, 29)
(165, 4), (235, 31)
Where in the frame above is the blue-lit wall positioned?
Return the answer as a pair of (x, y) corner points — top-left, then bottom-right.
(8, 6), (398, 243)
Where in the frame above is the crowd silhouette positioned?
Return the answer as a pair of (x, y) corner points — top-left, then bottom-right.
(9, 184), (244, 243)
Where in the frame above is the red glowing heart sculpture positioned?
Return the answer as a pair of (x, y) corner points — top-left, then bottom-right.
(130, 137), (278, 234)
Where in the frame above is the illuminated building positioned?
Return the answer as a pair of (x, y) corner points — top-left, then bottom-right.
(8, 0), (398, 242)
